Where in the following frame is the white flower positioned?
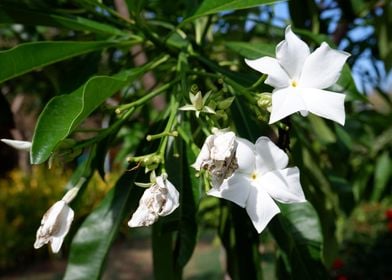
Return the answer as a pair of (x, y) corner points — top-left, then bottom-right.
(128, 174), (179, 227)
(245, 26), (350, 125)
(1, 138), (32, 151)
(192, 128), (238, 187)
(34, 200), (74, 253)
(208, 136), (306, 233)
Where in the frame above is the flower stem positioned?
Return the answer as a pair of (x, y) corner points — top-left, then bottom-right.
(158, 96), (179, 168)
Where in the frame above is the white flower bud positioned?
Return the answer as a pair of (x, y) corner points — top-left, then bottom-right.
(128, 175), (179, 227)
(34, 200), (74, 253)
(1, 139), (32, 151)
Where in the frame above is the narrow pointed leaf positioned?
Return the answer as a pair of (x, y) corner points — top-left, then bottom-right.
(0, 41), (128, 84)
(0, 5), (125, 36)
(184, 0), (279, 22)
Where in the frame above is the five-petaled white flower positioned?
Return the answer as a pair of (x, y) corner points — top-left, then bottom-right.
(34, 200), (74, 253)
(128, 174), (179, 227)
(245, 25), (350, 125)
(208, 136), (306, 233)
(192, 128), (238, 187)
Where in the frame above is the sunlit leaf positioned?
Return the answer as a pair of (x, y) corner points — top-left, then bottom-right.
(183, 0), (279, 22)
(31, 64), (149, 164)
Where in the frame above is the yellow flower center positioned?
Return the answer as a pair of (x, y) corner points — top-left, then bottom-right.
(250, 172), (258, 181)
(290, 80), (298, 88)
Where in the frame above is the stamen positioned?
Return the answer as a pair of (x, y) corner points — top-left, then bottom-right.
(291, 80), (298, 87)
(251, 172), (257, 180)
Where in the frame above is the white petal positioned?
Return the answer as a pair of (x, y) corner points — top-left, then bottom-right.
(269, 88), (307, 124)
(128, 205), (157, 227)
(260, 167), (306, 203)
(235, 137), (255, 174)
(1, 139), (32, 151)
(245, 186), (280, 233)
(254, 137), (288, 174)
(300, 42), (350, 89)
(51, 203), (74, 238)
(156, 176), (179, 216)
(207, 173), (251, 208)
(50, 237), (64, 253)
(34, 201), (74, 253)
(301, 88), (346, 125)
(245, 57), (290, 88)
(192, 135), (213, 170)
(211, 131), (236, 161)
(276, 25), (310, 80)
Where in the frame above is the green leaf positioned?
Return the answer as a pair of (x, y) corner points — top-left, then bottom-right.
(0, 5), (125, 36)
(225, 41), (275, 59)
(31, 66), (147, 164)
(170, 137), (199, 269)
(371, 151), (391, 202)
(269, 202), (328, 280)
(0, 41), (125, 84)
(184, 0), (279, 22)
(63, 170), (143, 280)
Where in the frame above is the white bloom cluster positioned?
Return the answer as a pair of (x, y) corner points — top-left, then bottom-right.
(193, 129), (306, 233)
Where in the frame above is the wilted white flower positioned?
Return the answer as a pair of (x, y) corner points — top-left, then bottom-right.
(192, 128), (238, 187)
(245, 26), (350, 125)
(208, 136), (306, 233)
(34, 200), (74, 253)
(1, 138), (32, 151)
(128, 174), (179, 227)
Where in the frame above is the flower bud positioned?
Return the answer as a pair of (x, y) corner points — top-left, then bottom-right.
(256, 92), (272, 112)
(128, 174), (179, 227)
(34, 200), (74, 253)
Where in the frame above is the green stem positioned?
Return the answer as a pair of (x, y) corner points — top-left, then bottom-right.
(73, 107), (135, 151)
(116, 76), (176, 113)
(158, 96), (179, 168)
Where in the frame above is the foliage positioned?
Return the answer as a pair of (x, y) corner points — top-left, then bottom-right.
(0, 0), (391, 279)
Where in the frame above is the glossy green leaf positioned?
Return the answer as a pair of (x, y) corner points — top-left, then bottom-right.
(0, 5), (124, 36)
(269, 202), (327, 280)
(64, 170), (143, 280)
(184, 0), (279, 22)
(31, 65), (147, 164)
(171, 138), (198, 269)
(0, 41), (126, 84)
